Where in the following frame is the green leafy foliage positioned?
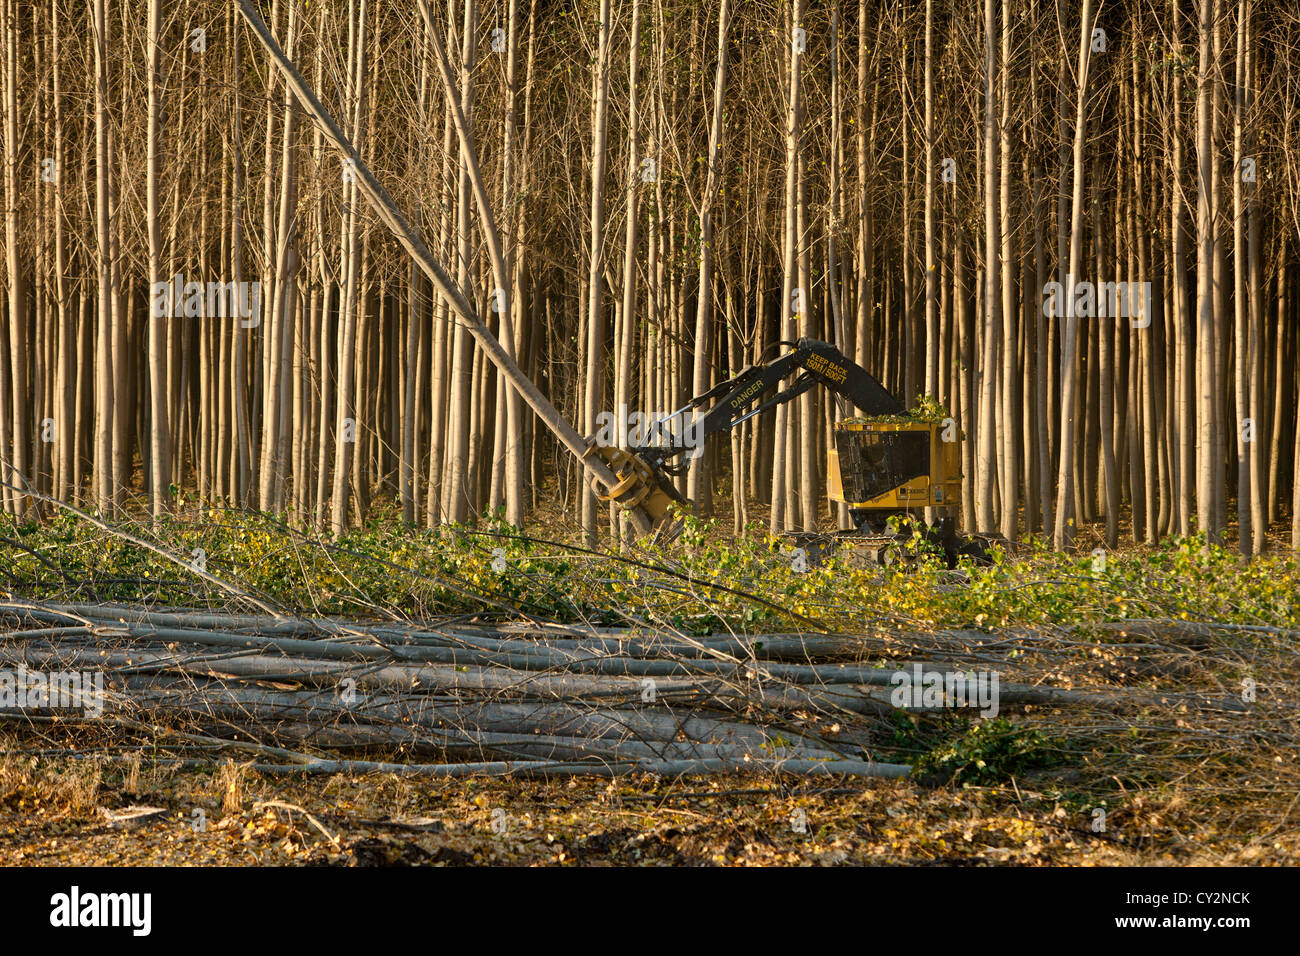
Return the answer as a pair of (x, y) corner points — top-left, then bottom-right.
(841, 394), (951, 425)
(2, 510), (1298, 637)
(910, 717), (1067, 786)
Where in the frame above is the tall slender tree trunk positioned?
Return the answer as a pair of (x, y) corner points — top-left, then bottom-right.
(686, 0), (732, 517)
(330, 0), (368, 535)
(91, 0), (114, 516)
(998, 0), (1017, 540)
(923, 0), (938, 399)
(1053, 0), (1099, 550)
(145, 0), (169, 518)
(580, 0), (612, 544)
(977, 0), (1000, 534)
(770, 0), (805, 534)
(1195, 0), (1221, 546)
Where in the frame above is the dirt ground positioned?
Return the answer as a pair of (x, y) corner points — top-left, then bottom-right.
(2, 743), (1294, 866)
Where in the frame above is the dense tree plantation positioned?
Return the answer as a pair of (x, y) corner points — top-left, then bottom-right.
(7, 0), (1300, 882)
(0, 0), (1297, 556)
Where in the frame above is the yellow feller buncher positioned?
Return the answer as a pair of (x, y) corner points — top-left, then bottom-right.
(584, 337), (994, 566)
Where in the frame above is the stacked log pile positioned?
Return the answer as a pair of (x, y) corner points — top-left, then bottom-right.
(0, 600), (1262, 781)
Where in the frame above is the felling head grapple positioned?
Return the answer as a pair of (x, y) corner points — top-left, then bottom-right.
(581, 442), (686, 518)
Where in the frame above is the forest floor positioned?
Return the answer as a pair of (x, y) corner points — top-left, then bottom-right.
(2, 500), (1298, 865)
(3, 743), (1295, 866)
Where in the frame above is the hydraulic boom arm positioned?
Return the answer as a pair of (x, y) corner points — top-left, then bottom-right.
(635, 337), (902, 474)
(583, 338), (902, 528)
